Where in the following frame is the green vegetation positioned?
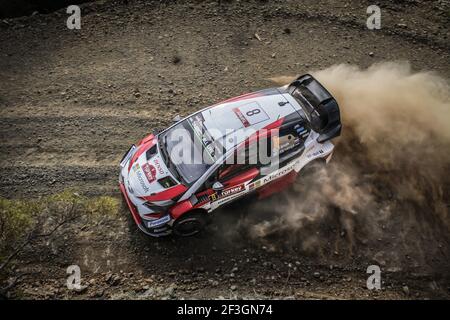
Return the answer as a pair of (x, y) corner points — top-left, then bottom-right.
(0, 198), (37, 256)
(86, 196), (120, 218)
(0, 190), (121, 262)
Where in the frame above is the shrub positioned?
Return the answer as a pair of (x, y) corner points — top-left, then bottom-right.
(0, 198), (38, 258)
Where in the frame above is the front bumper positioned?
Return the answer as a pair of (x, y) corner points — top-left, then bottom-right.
(119, 145), (172, 237)
(119, 180), (172, 237)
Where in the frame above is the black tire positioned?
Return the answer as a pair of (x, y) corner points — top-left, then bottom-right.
(172, 211), (207, 237)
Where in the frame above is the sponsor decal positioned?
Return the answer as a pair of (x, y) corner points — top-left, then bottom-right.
(215, 192), (244, 206)
(262, 161), (296, 184)
(208, 193), (218, 202)
(188, 114), (217, 161)
(190, 115), (204, 137)
(272, 135), (280, 150)
(306, 149), (324, 159)
(301, 132), (309, 139)
(153, 158), (165, 175)
(281, 140), (301, 154)
(233, 107), (250, 127)
(243, 162), (300, 195)
(295, 125), (308, 135)
(249, 180), (262, 191)
(208, 184), (245, 202)
(133, 163), (150, 193)
(220, 184), (244, 197)
(142, 163), (157, 183)
(273, 134), (301, 154)
(295, 124), (310, 139)
(146, 215), (171, 228)
(233, 102), (270, 127)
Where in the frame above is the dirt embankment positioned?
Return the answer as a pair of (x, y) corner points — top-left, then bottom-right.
(0, 0), (449, 299)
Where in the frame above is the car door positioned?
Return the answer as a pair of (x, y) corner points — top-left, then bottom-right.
(193, 141), (261, 211)
(209, 162), (259, 210)
(254, 121), (310, 199)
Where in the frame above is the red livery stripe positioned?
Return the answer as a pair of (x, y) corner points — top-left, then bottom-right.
(128, 138), (156, 171)
(140, 184), (188, 202)
(119, 182), (142, 225)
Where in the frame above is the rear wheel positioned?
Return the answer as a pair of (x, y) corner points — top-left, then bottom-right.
(172, 211), (207, 237)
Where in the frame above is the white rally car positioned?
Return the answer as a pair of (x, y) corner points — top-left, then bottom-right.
(119, 74), (341, 237)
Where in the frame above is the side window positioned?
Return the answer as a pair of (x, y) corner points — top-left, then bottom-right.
(273, 133), (301, 156)
(217, 164), (246, 182)
(200, 163), (244, 191)
(216, 143), (259, 182)
(202, 164), (245, 189)
(274, 121), (310, 157)
(203, 170), (218, 190)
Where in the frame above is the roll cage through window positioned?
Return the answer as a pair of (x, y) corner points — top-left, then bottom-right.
(204, 123), (309, 188)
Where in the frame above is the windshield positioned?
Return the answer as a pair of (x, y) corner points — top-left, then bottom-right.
(160, 114), (223, 185)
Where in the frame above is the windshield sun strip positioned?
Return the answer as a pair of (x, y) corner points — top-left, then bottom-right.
(187, 119), (216, 164)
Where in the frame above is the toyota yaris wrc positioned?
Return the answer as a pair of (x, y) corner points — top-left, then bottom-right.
(119, 74), (341, 237)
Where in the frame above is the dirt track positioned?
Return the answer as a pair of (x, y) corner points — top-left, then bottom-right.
(0, 0), (449, 299)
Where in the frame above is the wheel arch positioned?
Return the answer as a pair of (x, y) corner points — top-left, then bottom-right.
(170, 200), (208, 220)
(172, 209), (209, 237)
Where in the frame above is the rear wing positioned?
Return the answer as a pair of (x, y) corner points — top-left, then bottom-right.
(287, 74), (341, 143)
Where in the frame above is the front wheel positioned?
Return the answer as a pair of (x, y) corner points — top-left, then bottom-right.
(172, 211), (207, 237)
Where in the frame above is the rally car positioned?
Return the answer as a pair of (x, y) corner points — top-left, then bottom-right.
(119, 74), (341, 237)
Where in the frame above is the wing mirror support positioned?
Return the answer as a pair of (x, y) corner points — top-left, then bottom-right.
(212, 181), (224, 191)
(172, 115), (182, 123)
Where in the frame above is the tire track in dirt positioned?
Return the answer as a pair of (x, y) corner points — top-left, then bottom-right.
(0, 113), (169, 197)
(1, 0), (449, 299)
(0, 165), (118, 196)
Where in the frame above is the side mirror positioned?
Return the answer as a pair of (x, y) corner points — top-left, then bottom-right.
(212, 181), (224, 191)
(172, 115), (182, 123)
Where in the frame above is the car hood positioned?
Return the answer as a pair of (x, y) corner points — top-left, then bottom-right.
(128, 145), (175, 198)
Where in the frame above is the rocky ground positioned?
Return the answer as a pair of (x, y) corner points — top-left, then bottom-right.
(0, 0), (449, 299)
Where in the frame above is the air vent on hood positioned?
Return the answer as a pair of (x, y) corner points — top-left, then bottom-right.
(146, 145), (157, 160)
(158, 176), (176, 189)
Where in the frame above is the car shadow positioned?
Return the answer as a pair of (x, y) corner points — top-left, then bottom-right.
(123, 196), (273, 276)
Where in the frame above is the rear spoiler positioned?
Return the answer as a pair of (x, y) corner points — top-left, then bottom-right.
(287, 74), (341, 143)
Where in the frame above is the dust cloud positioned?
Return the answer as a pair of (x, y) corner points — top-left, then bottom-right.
(240, 63), (450, 269)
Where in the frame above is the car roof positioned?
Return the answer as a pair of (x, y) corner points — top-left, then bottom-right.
(199, 88), (301, 151)
(177, 88), (307, 202)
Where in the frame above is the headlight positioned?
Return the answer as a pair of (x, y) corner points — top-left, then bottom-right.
(127, 184), (134, 194)
(143, 199), (174, 212)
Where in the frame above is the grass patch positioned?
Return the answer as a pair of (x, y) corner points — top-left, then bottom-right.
(0, 190), (121, 262)
(86, 196), (120, 218)
(0, 198), (37, 256)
